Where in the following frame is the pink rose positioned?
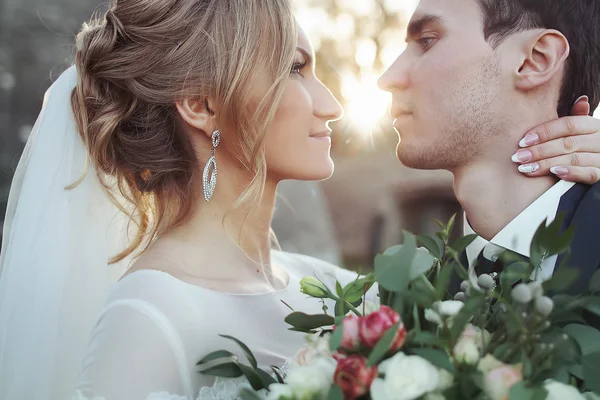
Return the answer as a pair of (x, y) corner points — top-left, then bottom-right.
(484, 365), (523, 400)
(359, 306), (406, 351)
(334, 355), (378, 400)
(338, 314), (361, 352)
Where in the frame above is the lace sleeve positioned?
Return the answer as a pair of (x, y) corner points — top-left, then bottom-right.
(75, 299), (195, 400)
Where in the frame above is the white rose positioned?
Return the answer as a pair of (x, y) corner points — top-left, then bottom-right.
(544, 380), (585, 400)
(483, 365), (523, 400)
(453, 337), (480, 365)
(294, 335), (331, 366)
(425, 301), (464, 326)
(436, 369), (454, 392)
(285, 356), (336, 400)
(267, 383), (294, 400)
(370, 353), (440, 400)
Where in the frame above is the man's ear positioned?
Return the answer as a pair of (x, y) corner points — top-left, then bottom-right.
(515, 29), (569, 91)
(175, 97), (217, 139)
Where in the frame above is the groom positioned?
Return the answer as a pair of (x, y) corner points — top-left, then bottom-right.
(378, 0), (600, 295)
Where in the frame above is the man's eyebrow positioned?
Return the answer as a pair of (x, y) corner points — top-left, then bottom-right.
(406, 14), (444, 41)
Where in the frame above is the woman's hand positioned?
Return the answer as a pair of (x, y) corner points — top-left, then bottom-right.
(512, 96), (600, 184)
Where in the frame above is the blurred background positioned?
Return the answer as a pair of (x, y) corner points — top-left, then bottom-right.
(1, 0), (597, 271)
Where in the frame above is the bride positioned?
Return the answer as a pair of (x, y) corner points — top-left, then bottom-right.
(2, 0), (600, 399)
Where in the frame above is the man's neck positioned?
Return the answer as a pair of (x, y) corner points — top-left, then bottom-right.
(454, 161), (558, 240)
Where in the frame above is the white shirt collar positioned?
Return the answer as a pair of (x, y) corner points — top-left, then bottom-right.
(464, 180), (576, 267)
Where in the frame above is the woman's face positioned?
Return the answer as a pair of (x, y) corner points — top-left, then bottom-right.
(264, 27), (343, 182)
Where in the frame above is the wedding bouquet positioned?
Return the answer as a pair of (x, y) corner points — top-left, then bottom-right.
(198, 216), (600, 400)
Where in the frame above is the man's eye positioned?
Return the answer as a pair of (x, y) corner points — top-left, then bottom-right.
(417, 37), (436, 50)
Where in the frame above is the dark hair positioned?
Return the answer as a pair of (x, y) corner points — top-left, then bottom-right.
(476, 0), (600, 117)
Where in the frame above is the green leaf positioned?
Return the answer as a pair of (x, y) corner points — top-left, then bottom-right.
(238, 363), (267, 391)
(367, 322), (401, 366)
(450, 295), (485, 340)
(270, 366), (285, 384)
(284, 312), (335, 331)
(583, 351), (600, 393)
(410, 348), (455, 373)
(446, 214), (457, 236)
(220, 335), (259, 369)
(545, 268), (580, 293)
(327, 384), (344, 400)
(330, 324), (343, 352)
(239, 387), (266, 400)
(199, 359), (244, 378)
(417, 235), (442, 259)
(449, 234), (478, 255)
(342, 275), (375, 303)
(256, 368), (276, 389)
(563, 324), (600, 356)
(197, 350), (238, 366)
(509, 382), (548, 400)
(410, 331), (442, 346)
(336, 281), (343, 298)
(553, 367), (570, 383)
(591, 270), (600, 294)
(584, 297), (600, 318)
(436, 262), (455, 299)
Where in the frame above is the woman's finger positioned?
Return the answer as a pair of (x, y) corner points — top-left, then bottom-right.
(519, 115), (599, 148)
(511, 131), (600, 163)
(515, 152), (600, 180)
(550, 166), (600, 184)
(570, 96), (591, 116)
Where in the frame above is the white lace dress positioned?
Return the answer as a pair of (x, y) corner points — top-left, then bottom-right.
(73, 251), (363, 400)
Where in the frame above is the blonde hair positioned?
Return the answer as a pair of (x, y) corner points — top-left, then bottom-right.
(71, 0), (297, 262)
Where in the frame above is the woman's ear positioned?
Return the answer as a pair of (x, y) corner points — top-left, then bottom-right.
(175, 97), (217, 139)
(514, 29), (569, 91)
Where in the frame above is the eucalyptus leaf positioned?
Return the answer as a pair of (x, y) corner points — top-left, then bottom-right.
(450, 296), (485, 341)
(256, 368), (276, 389)
(509, 382), (548, 400)
(327, 384), (344, 400)
(418, 235), (442, 259)
(375, 242), (414, 292)
(219, 335), (258, 369)
(330, 324), (343, 352)
(409, 347), (455, 373)
(270, 366), (285, 384)
(199, 360), (243, 378)
(284, 312), (335, 330)
(410, 331), (442, 346)
(583, 351), (600, 393)
(239, 387), (266, 400)
(563, 324), (600, 356)
(197, 350), (238, 366)
(367, 322), (401, 366)
(545, 268), (580, 293)
(591, 269), (600, 294)
(239, 363), (267, 391)
(584, 298), (600, 318)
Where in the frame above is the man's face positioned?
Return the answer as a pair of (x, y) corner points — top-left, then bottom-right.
(378, 0), (509, 170)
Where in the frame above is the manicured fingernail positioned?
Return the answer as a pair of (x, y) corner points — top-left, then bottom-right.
(511, 149), (533, 163)
(574, 95), (589, 104)
(518, 163), (540, 173)
(519, 133), (539, 148)
(550, 166), (569, 176)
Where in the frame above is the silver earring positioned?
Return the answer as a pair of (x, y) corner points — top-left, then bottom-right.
(203, 129), (221, 201)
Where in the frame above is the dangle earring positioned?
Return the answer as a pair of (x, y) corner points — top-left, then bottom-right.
(203, 129), (221, 201)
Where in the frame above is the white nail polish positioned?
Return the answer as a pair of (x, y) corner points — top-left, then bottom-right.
(518, 163), (540, 173)
(574, 95), (589, 104)
(519, 138), (528, 148)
